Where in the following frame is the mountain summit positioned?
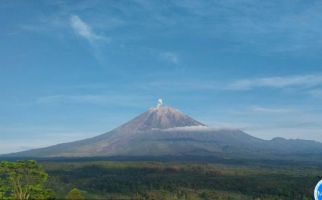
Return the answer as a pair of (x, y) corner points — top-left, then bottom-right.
(4, 100), (322, 160)
(117, 106), (205, 132)
(114, 99), (205, 132)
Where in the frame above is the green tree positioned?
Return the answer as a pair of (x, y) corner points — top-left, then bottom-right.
(0, 160), (51, 200)
(66, 188), (85, 200)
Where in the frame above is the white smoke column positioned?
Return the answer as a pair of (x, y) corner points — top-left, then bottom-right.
(156, 98), (163, 109)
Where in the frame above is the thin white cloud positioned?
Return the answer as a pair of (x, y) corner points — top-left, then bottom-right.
(146, 74), (322, 93)
(37, 94), (151, 107)
(207, 117), (322, 141)
(227, 74), (322, 90)
(0, 125), (100, 154)
(309, 89), (322, 98)
(207, 122), (253, 130)
(250, 106), (295, 114)
(69, 15), (109, 43)
(0, 142), (37, 154)
(38, 94), (111, 104)
(0, 133), (92, 154)
(160, 52), (179, 64)
(162, 125), (211, 132)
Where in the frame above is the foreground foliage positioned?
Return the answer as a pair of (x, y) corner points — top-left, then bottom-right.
(0, 160), (51, 200)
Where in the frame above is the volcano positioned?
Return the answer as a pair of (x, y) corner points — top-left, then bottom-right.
(4, 100), (322, 160)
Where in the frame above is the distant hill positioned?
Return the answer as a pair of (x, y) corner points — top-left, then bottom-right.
(4, 102), (322, 161)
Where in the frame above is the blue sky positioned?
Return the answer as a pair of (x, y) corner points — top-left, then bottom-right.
(1, 0), (322, 153)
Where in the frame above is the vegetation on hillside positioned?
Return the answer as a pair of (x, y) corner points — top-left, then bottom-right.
(43, 160), (320, 199)
(0, 159), (320, 199)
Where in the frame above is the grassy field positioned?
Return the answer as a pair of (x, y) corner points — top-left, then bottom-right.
(39, 159), (321, 199)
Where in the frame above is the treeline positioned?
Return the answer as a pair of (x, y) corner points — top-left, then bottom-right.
(43, 161), (319, 199)
(0, 160), (320, 199)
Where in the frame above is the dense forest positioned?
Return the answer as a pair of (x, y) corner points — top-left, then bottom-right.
(0, 159), (320, 199)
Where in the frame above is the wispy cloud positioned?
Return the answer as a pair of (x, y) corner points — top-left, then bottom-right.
(160, 52), (179, 64)
(227, 74), (322, 90)
(309, 89), (322, 98)
(38, 94), (110, 104)
(37, 94), (151, 107)
(132, 0), (322, 53)
(0, 142), (38, 154)
(207, 110), (322, 141)
(12, 1), (322, 55)
(250, 106), (295, 114)
(0, 131), (94, 154)
(145, 74), (322, 93)
(69, 15), (109, 44)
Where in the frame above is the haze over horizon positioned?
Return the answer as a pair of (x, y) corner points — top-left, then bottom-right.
(1, 0), (322, 154)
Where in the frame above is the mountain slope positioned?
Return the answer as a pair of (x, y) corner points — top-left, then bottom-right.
(4, 104), (322, 160)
